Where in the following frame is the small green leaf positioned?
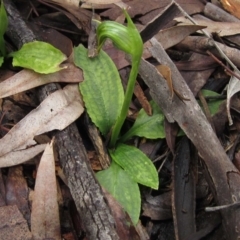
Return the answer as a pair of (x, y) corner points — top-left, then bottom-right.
(96, 162), (140, 225)
(121, 101), (165, 142)
(9, 41), (67, 74)
(0, 0), (8, 56)
(200, 89), (223, 116)
(74, 44), (124, 136)
(110, 144), (159, 189)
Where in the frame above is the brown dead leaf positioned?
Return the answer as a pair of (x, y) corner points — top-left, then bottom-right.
(164, 118), (179, 154)
(51, 0), (79, 7)
(134, 81), (152, 116)
(40, 0), (93, 33)
(142, 192), (172, 220)
(0, 144), (47, 168)
(31, 140), (61, 240)
(0, 205), (32, 240)
(0, 63), (83, 98)
(220, 0), (240, 19)
(0, 84), (84, 167)
(6, 166), (31, 225)
(84, 0), (122, 3)
(175, 16), (240, 36)
(156, 65), (174, 99)
(155, 25), (206, 50)
(178, 53), (216, 96)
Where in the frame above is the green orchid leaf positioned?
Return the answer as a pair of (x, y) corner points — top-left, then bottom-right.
(0, 56), (3, 66)
(9, 41), (67, 74)
(96, 161), (140, 225)
(121, 101), (165, 142)
(0, 0), (7, 56)
(200, 89), (223, 116)
(74, 44), (124, 136)
(109, 144), (159, 189)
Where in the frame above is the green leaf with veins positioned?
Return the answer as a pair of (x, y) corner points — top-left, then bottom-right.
(109, 144), (159, 189)
(74, 44), (124, 136)
(9, 41), (67, 74)
(96, 161), (140, 225)
(120, 101), (165, 142)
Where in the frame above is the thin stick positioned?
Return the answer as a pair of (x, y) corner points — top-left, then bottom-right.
(207, 50), (240, 80)
(205, 201), (240, 212)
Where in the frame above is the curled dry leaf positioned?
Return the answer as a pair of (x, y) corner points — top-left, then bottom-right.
(0, 63), (83, 98)
(0, 84), (84, 167)
(31, 140), (61, 240)
(156, 65), (174, 99)
(227, 70), (240, 125)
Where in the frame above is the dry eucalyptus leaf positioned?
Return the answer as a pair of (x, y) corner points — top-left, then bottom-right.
(0, 205), (32, 240)
(0, 63), (83, 98)
(220, 0), (240, 19)
(0, 84), (84, 162)
(31, 141), (61, 240)
(155, 25), (206, 50)
(175, 16), (240, 36)
(227, 71), (240, 125)
(83, 0), (122, 4)
(0, 144), (46, 168)
(6, 166), (31, 225)
(51, 0), (80, 7)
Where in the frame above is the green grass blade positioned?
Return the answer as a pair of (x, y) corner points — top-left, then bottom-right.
(96, 162), (141, 225)
(74, 44), (124, 136)
(110, 144), (159, 189)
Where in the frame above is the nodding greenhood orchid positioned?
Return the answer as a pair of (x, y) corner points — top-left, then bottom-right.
(96, 9), (143, 148)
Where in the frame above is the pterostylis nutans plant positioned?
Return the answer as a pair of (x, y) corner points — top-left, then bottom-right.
(96, 9), (143, 148)
(74, 9), (159, 225)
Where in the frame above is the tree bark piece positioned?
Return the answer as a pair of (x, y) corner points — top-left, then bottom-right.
(3, 0), (119, 239)
(138, 37), (240, 240)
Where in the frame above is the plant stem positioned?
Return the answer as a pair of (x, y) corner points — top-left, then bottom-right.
(109, 56), (141, 148)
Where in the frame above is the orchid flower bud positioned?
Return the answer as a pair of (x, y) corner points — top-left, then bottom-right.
(96, 9), (143, 60)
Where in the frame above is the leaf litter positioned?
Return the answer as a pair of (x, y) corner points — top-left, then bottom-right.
(1, 0), (240, 239)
